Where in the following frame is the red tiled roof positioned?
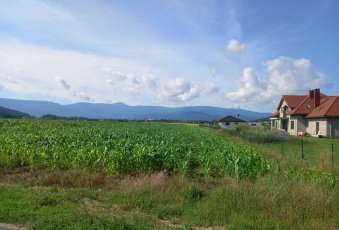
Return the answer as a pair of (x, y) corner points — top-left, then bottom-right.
(269, 111), (279, 117)
(306, 96), (339, 118)
(277, 95), (306, 110)
(272, 89), (338, 119)
(288, 93), (328, 115)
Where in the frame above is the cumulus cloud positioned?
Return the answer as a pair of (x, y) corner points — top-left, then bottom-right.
(159, 78), (199, 102)
(226, 39), (245, 53)
(141, 76), (219, 103)
(142, 74), (160, 91)
(226, 67), (269, 103)
(225, 56), (333, 103)
(55, 76), (71, 90)
(198, 82), (220, 94)
(0, 84), (4, 91)
(265, 56), (332, 94)
(102, 68), (140, 84)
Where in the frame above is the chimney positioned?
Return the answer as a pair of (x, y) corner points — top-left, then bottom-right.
(309, 89), (314, 99)
(314, 88), (320, 108)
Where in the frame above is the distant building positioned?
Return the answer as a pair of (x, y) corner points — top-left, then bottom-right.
(219, 115), (247, 129)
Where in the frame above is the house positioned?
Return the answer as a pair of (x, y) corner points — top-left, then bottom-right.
(269, 88), (339, 137)
(219, 115), (247, 129)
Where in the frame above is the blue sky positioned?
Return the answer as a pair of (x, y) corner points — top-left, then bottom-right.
(0, 0), (338, 112)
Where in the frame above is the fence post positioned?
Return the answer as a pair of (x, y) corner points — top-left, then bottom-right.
(301, 139), (304, 164)
(332, 144), (334, 170)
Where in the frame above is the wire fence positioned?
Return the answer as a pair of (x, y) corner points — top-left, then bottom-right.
(224, 129), (339, 171)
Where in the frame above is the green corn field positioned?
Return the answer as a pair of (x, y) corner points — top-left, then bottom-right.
(0, 119), (270, 179)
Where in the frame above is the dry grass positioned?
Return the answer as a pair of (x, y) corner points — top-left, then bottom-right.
(1, 166), (338, 229)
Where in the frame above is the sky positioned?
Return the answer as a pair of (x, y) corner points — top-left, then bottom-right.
(0, 0), (338, 112)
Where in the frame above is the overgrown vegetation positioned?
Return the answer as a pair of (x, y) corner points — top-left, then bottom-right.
(0, 119), (339, 229)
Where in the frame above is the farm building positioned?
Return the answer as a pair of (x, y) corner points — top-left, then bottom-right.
(219, 115), (247, 129)
(269, 88), (339, 138)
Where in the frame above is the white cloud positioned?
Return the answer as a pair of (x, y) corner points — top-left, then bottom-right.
(124, 87), (140, 100)
(55, 76), (71, 90)
(142, 74), (160, 91)
(265, 56), (332, 94)
(102, 68), (141, 85)
(226, 67), (269, 103)
(225, 56), (333, 104)
(226, 39), (245, 53)
(105, 79), (114, 86)
(140, 76), (219, 103)
(199, 82), (220, 94)
(72, 91), (94, 102)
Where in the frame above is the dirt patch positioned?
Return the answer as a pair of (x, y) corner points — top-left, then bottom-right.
(0, 223), (27, 230)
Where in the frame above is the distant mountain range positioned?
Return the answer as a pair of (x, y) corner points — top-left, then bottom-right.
(0, 98), (270, 121)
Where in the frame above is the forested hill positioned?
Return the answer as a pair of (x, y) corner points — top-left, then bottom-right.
(0, 106), (32, 118)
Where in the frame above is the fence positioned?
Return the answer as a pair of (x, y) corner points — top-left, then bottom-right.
(225, 129), (339, 170)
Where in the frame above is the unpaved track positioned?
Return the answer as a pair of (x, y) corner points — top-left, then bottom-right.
(0, 224), (27, 230)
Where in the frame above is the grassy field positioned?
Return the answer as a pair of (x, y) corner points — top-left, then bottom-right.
(0, 119), (339, 229)
(224, 128), (339, 171)
(266, 137), (339, 170)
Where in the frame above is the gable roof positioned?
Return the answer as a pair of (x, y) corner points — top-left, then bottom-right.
(287, 93), (328, 115)
(219, 115), (246, 122)
(277, 95), (306, 110)
(306, 96), (339, 118)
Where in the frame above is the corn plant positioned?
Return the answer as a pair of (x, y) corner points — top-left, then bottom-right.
(0, 119), (270, 179)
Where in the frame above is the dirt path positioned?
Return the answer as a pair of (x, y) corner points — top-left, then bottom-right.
(0, 223), (27, 230)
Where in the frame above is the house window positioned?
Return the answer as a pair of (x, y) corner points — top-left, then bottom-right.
(226, 122), (230, 126)
(291, 121), (294, 129)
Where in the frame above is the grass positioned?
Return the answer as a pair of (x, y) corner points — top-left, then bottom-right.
(1, 123), (339, 229)
(224, 127), (339, 172)
(1, 164), (339, 229)
(266, 139), (338, 169)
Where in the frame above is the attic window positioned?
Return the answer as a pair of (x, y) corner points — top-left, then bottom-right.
(317, 106), (326, 111)
(323, 98), (330, 103)
(305, 103), (311, 109)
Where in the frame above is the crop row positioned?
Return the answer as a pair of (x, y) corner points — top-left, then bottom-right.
(0, 119), (270, 179)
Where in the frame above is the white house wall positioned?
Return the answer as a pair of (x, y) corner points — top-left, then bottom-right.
(279, 101), (291, 117)
(294, 115), (307, 134)
(307, 118), (328, 137)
